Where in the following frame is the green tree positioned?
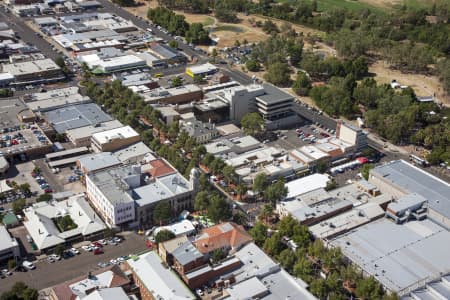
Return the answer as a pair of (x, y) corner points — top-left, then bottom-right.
(18, 183), (30, 194)
(292, 72), (311, 96)
(171, 76), (183, 87)
(7, 259), (16, 270)
(355, 276), (383, 300)
(207, 194), (231, 223)
(54, 244), (65, 256)
(252, 173), (268, 196)
(194, 191), (210, 212)
(36, 193), (52, 202)
(325, 179), (338, 191)
(249, 221), (267, 246)
(246, 59), (261, 72)
(264, 178), (288, 206)
(153, 201), (172, 225)
(293, 256), (314, 283)
(263, 232), (284, 256)
(154, 229), (176, 243)
(210, 248), (226, 263)
(278, 249), (295, 271)
(309, 278), (329, 299)
(12, 198), (26, 214)
(168, 40), (178, 49)
(361, 163), (374, 180)
(222, 165), (235, 184)
(264, 61), (291, 86)
(241, 112), (264, 135)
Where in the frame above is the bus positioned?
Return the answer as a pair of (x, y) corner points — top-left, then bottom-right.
(409, 154), (429, 167)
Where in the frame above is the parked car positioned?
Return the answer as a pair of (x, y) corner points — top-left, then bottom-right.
(94, 248), (103, 255)
(22, 261), (35, 270)
(70, 248), (80, 255)
(82, 245), (93, 252)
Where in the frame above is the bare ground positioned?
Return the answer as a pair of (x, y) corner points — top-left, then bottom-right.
(369, 61), (449, 105)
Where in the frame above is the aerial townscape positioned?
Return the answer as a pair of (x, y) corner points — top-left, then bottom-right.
(0, 0), (449, 299)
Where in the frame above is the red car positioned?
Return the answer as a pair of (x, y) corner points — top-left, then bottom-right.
(94, 248), (103, 255)
(44, 188), (53, 193)
(93, 241), (103, 248)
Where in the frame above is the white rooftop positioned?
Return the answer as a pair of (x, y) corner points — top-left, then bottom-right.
(0, 225), (18, 253)
(92, 126), (138, 145)
(154, 220), (195, 237)
(126, 251), (195, 299)
(66, 120), (124, 140)
(23, 194), (106, 250)
(298, 145), (330, 160)
(82, 287), (129, 300)
(285, 173), (330, 199)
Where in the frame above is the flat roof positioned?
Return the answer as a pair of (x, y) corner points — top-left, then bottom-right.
(44, 103), (113, 133)
(371, 160), (450, 219)
(187, 63), (218, 75)
(331, 218), (450, 293)
(66, 120), (124, 140)
(154, 220), (195, 237)
(112, 142), (151, 164)
(0, 98), (28, 127)
(2, 59), (61, 76)
(127, 251), (195, 299)
(45, 146), (89, 160)
(299, 145), (330, 160)
(26, 89), (91, 112)
(92, 126), (138, 144)
(285, 174), (330, 199)
(256, 83), (294, 105)
(0, 225), (18, 253)
(78, 152), (121, 173)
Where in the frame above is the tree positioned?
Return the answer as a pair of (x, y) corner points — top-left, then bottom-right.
(278, 249), (295, 271)
(249, 221), (268, 246)
(211, 48), (218, 62)
(292, 72), (311, 96)
(18, 183), (30, 194)
(235, 183), (248, 200)
(194, 191), (210, 212)
(325, 179), (338, 191)
(309, 278), (329, 299)
(171, 76), (183, 87)
(12, 198), (26, 214)
(1, 282), (38, 300)
(264, 61), (291, 86)
(36, 193), (52, 202)
(263, 232), (284, 256)
(185, 23), (210, 44)
(168, 40), (178, 49)
(245, 59), (261, 72)
(154, 229), (176, 243)
(153, 201), (172, 225)
(241, 112), (264, 135)
(264, 178), (288, 206)
(207, 194), (231, 223)
(355, 276), (383, 300)
(222, 165), (235, 184)
(293, 256), (314, 283)
(54, 244), (65, 256)
(210, 248), (226, 263)
(252, 173), (268, 196)
(7, 259), (16, 270)
(361, 163), (374, 180)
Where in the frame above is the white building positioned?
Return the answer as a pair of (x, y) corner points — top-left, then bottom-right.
(91, 125), (140, 152)
(66, 120), (124, 147)
(0, 226), (20, 262)
(23, 194), (106, 251)
(336, 122), (368, 151)
(78, 52), (146, 74)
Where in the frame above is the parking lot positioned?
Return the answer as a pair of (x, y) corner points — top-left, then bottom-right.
(268, 122), (336, 151)
(0, 232), (148, 293)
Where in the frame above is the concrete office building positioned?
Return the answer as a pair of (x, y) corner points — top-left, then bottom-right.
(336, 122), (368, 151)
(2, 59), (64, 85)
(91, 126), (140, 152)
(0, 226), (20, 263)
(86, 163), (196, 228)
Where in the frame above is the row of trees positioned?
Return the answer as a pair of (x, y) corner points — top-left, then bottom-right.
(250, 215), (397, 300)
(147, 7), (210, 44)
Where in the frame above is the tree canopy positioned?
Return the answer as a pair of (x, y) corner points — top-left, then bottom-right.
(241, 112), (264, 135)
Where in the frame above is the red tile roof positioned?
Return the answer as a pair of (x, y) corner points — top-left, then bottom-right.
(193, 222), (252, 254)
(148, 159), (176, 178)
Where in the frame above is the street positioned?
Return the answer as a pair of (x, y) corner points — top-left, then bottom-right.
(0, 232), (148, 293)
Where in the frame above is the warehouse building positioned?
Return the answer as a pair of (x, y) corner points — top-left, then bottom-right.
(185, 63), (218, 78)
(23, 86), (92, 112)
(43, 103), (113, 134)
(369, 160), (450, 228)
(66, 120), (124, 147)
(1, 58), (64, 85)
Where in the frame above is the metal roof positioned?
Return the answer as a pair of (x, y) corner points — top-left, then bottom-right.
(371, 160), (450, 220)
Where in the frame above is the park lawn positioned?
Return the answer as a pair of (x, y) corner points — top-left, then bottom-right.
(277, 0), (386, 13)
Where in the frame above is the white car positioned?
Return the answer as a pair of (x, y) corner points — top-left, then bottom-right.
(82, 245), (93, 252)
(2, 269), (12, 276)
(98, 239), (108, 245)
(113, 237), (121, 243)
(22, 261), (35, 270)
(110, 259), (118, 265)
(70, 248), (80, 255)
(49, 254), (61, 261)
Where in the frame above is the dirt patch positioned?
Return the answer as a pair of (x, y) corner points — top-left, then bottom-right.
(359, 0), (402, 8)
(369, 60), (449, 106)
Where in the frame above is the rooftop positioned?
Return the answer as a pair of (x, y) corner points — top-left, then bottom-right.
(154, 220), (195, 237)
(285, 173), (330, 199)
(77, 152), (121, 173)
(126, 251), (195, 299)
(112, 142), (152, 164)
(0, 225), (18, 253)
(44, 103), (113, 133)
(82, 287), (129, 300)
(92, 125), (139, 145)
(23, 194), (106, 250)
(371, 160), (450, 220)
(2, 58), (61, 76)
(172, 240), (204, 266)
(331, 218), (450, 294)
(256, 83), (294, 105)
(66, 120), (124, 141)
(193, 222), (252, 254)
